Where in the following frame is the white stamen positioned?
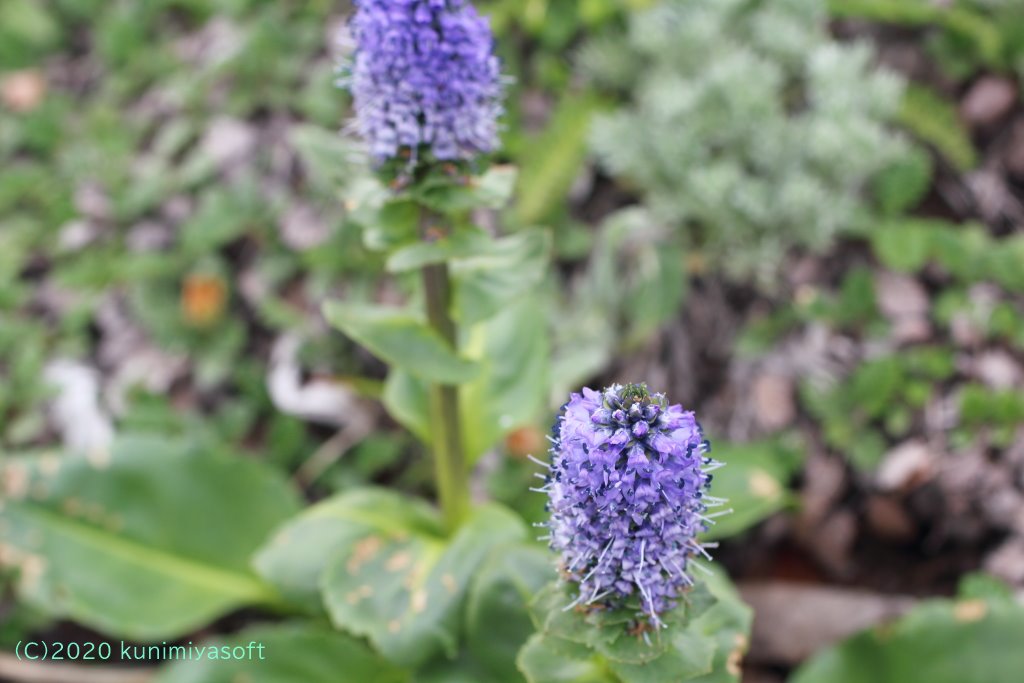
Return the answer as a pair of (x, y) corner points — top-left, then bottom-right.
(527, 454), (551, 469)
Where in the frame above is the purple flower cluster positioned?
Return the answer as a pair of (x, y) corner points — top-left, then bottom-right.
(342, 0), (503, 163)
(539, 384), (721, 627)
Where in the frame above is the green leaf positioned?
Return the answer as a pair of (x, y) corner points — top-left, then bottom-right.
(254, 488), (443, 614)
(357, 196), (421, 253)
(383, 294), (551, 463)
(521, 575), (747, 683)
(452, 230), (552, 326)
(872, 147), (933, 217)
(515, 93), (605, 225)
(417, 165), (520, 213)
(688, 570), (753, 683)
(791, 592), (1024, 683)
(320, 500), (527, 667)
(898, 85), (977, 172)
(466, 545), (556, 682)
(0, 0), (60, 68)
(383, 369), (432, 444)
(472, 165), (520, 208)
(386, 228), (494, 273)
(701, 439), (801, 541)
(460, 294), (551, 461)
(872, 219), (935, 273)
(156, 622), (409, 683)
(606, 629), (716, 683)
(0, 435), (300, 639)
(291, 124), (365, 195)
(517, 634), (613, 683)
(323, 302), (479, 384)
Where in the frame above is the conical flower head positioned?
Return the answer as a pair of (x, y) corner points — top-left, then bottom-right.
(342, 0), (503, 164)
(544, 384), (717, 626)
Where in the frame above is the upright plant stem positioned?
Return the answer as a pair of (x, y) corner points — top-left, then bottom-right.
(420, 209), (470, 531)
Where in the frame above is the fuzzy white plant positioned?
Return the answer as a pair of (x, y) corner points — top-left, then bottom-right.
(582, 0), (909, 283)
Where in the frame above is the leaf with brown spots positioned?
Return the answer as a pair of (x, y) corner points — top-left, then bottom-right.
(321, 501), (527, 668)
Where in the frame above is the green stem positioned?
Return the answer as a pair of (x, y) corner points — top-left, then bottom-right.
(420, 209), (470, 532)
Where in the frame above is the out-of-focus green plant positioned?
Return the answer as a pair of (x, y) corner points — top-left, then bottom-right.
(791, 574), (1024, 683)
(582, 0), (909, 284)
(830, 0), (1024, 80)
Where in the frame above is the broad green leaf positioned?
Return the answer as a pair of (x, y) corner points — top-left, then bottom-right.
(0, 435), (300, 639)
(472, 165), (519, 208)
(383, 368), (432, 443)
(323, 302), (479, 384)
(451, 230), (552, 326)
(413, 651), (505, 683)
(689, 571), (753, 683)
(521, 575), (745, 683)
(466, 545), (556, 682)
(791, 592), (1024, 683)
(254, 488), (443, 614)
(517, 634), (613, 683)
(356, 195), (420, 253)
(384, 295), (550, 463)
(321, 500), (527, 667)
(386, 228), (494, 273)
(607, 629), (716, 683)
(460, 294), (551, 460)
(701, 439), (801, 541)
(156, 623), (409, 683)
(416, 165), (519, 213)
(527, 581), (716, 663)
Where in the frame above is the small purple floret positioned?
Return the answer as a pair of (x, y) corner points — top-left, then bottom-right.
(543, 384), (717, 626)
(340, 0), (503, 163)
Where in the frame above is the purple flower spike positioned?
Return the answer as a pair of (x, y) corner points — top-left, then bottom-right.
(341, 0), (504, 163)
(541, 384), (721, 627)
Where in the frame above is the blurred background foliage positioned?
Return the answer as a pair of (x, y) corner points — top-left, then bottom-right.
(2, 0), (1024, 681)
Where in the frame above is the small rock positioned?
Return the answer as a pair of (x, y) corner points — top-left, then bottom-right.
(966, 169), (1016, 225)
(201, 117), (257, 169)
(74, 182), (112, 221)
(892, 316), (933, 345)
(800, 453), (847, 528)
(127, 220), (173, 252)
(982, 488), (1024, 531)
(161, 195), (194, 225)
(950, 312), (985, 348)
(865, 495), (917, 541)
(752, 373), (796, 432)
(985, 537), (1024, 586)
(1, 69), (46, 112)
(973, 350), (1022, 390)
(960, 76), (1018, 129)
(741, 583), (916, 665)
(280, 203), (331, 251)
(875, 271), (929, 320)
(877, 440), (935, 492)
(813, 509), (858, 575)
(57, 220), (101, 252)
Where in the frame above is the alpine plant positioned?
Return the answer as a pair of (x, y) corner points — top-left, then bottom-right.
(535, 384), (726, 628)
(340, 0), (504, 164)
